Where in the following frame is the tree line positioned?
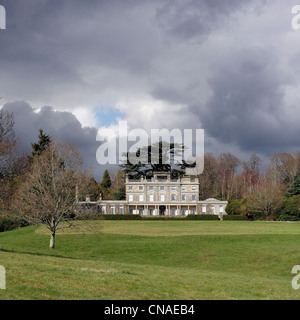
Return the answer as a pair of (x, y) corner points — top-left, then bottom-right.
(115, 141), (300, 221)
(2, 108), (300, 248)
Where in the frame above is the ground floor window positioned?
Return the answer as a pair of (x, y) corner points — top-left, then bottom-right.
(110, 205), (115, 215)
(129, 208), (133, 214)
(119, 205), (124, 214)
(149, 209), (154, 216)
(139, 208), (144, 215)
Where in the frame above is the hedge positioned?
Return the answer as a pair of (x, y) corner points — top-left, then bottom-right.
(102, 214), (142, 220)
(185, 214), (219, 220)
(78, 214), (220, 220)
(141, 216), (186, 220)
(103, 214), (219, 220)
(223, 214), (247, 221)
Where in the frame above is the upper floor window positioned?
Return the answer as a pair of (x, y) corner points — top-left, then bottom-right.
(182, 186), (186, 191)
(139, 186), (143, 191)
(192, 195), (196, 201)
(139, 195), (144, 202)
(160, 195), (165, 202)
(149, 194), (154, 202)
(149, 186), (154, 191)
(128, 186), (133, 191)
(182, 194), (186, 201)
(129, 194), (133, 202)
(160, 186), (165, 191)
(171, 186), (176, 191)
(192, 186), (196, 191)
(171, 194), (176, 201)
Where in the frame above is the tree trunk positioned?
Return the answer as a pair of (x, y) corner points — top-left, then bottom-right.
(49, 232), (55, 249)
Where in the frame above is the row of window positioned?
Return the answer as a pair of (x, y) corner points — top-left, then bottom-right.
(128, 194), (197, 202)
(128, 185), (197, 191)
(101, 205), (223, 215)
(135, 208), (197, 216)
(102, 206), (198, 215)
(101, 205), (196, 215)
(102, 205), (124, 215)
(202, 205), (224, 214)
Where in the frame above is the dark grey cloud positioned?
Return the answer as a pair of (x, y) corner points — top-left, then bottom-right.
(0, 0), (299, 172)
(189, 46), (300, 154)
(155, 0), (266, 42)
(2, 101), (107, 181)
(0, 0), (161, 107)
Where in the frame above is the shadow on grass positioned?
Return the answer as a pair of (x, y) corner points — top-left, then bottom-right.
(0, 248), (79, 260)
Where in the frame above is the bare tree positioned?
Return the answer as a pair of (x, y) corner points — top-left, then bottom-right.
(198, 153), (219, 200)
(109, 169), (126, 198)
(0, 109), (17, 177)
(241, 153), (261, 195)
(270, 153), (298, 184)
(12, 140), (92, 249)
(247, 176), (283, 221)
(218, 153), (241, 199)
(0, 108), (22, 210)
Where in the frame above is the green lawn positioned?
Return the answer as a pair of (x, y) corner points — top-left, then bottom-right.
(1, 220), (300, 299)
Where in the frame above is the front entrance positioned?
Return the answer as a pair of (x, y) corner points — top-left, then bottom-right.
(159, 205), (166, 216)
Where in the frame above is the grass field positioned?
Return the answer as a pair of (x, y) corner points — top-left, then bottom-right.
(1, 220), (300, 300)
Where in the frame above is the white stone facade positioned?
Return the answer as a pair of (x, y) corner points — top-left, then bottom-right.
(97, 172), (228, 217)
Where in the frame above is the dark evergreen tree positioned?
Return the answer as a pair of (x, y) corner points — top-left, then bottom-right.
(101, 170), (112, 189)
(286, 172), (300, 197)
(100, 170), (112, 199)
(120, 141), (192, 178)
(112, 188), (126, 200)
(30, 129), (51, 158)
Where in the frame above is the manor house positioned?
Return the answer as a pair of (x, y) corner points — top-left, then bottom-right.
(80, 172), (228, 218)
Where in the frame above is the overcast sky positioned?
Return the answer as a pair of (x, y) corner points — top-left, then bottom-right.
(1, 0), (300, 181)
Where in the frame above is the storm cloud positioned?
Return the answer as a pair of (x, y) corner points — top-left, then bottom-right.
(1, 0), (300, 175)
(2, 101), (104, 180)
